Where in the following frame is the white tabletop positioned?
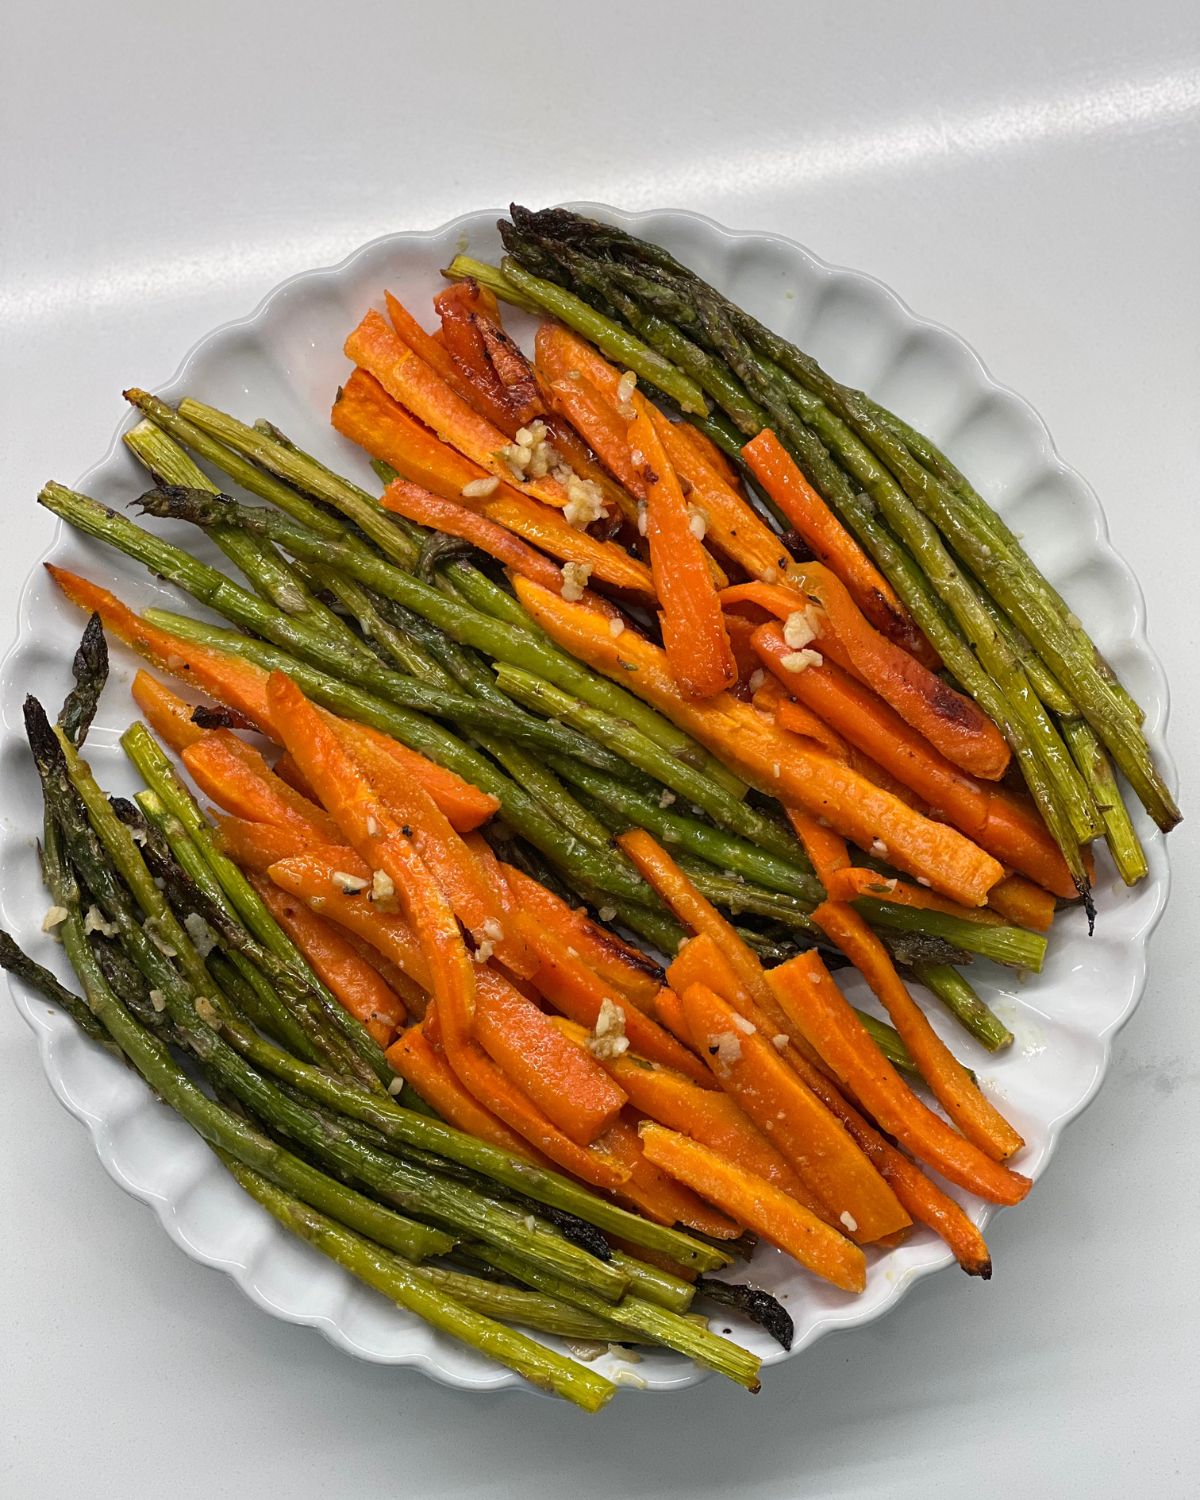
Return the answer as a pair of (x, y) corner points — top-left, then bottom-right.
(3, 4), (1198, 1495)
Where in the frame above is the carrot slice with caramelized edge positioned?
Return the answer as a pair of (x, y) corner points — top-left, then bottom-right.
(130, 671), (206, 753)
(811, 900), (1025, 1161)
(639, 1123), (866, 1293)
(384, 290), (479, 404)
(432, 281), (545, 436)
(825, 866), (1006, 926)
(344, 310), (572, 510)
(514, 579), (1004, 905)
(385, 1024), (542, 1161)
(253, 876), (405, 1045)
(742, 428), (924, 656)
(723, 572), (1008, 780)
(767, 950), (1031, 1205)
(678, 981), (910, 1242)
(542, 370), (649, 499)
(472, 968), (627, 1146)
(751, 620), (1074, 897)
(631, 405), (736, 700)
(330, 714), (498, 834)
(507, 909), (713, 1087)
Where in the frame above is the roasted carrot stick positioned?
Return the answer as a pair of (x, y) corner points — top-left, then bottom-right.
(630, 406), (736, 700)
(742, 428), (924, 656)
(672, 421), (742, 490)
(215, 815), (322, 874)
(130, 671), (207, 753)
(514, 579), (1004, 906)
(329, 714), (498, 833)
(638, 1123), (867, 1293)
(824, 866), (1006, 926)
(344, 310), (571, 510)
(678, 981), (910, 1242)
(811, 900), (1025, 1161)
(987, 874), (1056, 932)
(182, 732), (345, 844)
(432, 282), (546, 436)
(653, 987), (691, 1046)
(751, 620), (1075, 898)
(253, 876), (406, 1044)
(380, 478), (570, 593)
(508, 910), (713, 1087)
(498, 862), (664, 1011)
(723, 572), (1009, 780)
(385, 1024), (543, 1161)
(767, 950), (1031, 1205)
(384, 290), (479, 403)
(762, 689), (926, 805)
(267, 852), (430, 987)
(617, 828), (784, 1015)
(597, 1114), (743, 1237)
(48, 565), (276, 728)
(785, 805), (851, 888)
(552, 1019), (813, 1202)
(272, 749), (321, 803)
(675, 939), (994, 1273)
(473, 968), (627, 1146)
(328, 717), (531, 975)
(542, 371), (649, 499)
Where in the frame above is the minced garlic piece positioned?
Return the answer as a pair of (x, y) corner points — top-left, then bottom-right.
(782, 609), (817, 650)
(184, 912), (216, 958)
(461, 476), (500, 500)
(83, 905), (119, 939)
(779, 648), (823, 673)
(563, 472), (605, 529)
(333, 871), (368, 894)
(370, 869), (396, 903)
(42, 905), (69, 934)
(687, 506), (707, 541)
(587, 997), (629, 1060)
(608, 616), (626, 638)
(560, 560), (593, 601)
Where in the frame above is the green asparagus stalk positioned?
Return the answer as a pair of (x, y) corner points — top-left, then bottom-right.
(1061, 717), (1149, 884)
(122, 723), (392, 1083)
(463, 1242), (761, 1392)
(0, 925), (120, 1057)
(209, 1011), (729, 1274)
(58, 611), (108, 749)
(32, 801), (449, 1263)
(494, 664), (805, 866)
(914, 962), (1014, 1053)
(220, 1156), (616, 1410)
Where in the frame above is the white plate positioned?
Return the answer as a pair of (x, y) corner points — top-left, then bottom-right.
(0, 205), (1175, 1397)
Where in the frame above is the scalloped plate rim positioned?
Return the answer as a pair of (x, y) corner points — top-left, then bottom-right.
(1, 203), (1175, 1398)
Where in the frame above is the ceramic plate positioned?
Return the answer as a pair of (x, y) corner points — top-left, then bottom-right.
(0, 205), (1174, 1396)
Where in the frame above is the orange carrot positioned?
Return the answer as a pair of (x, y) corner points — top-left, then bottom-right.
(498, 862), (664, 1011)
(48, 566), (276, 729)
(824, 866), (1006, 925)
(811, 900), (1025, 1161)
(653, 987), (691, 1045)
(267, 852), (430, 988)
(253, 876), (406, 1044)
(384, 290), (479, 403)
(432, 282), (545, 436)
(767, 950), (1031, 1205)
(514, 579), (1004, 906)
(508, 910), (713, 1087)
(638, 1123), (866, 1293)
(555, 1022), (813, 1202)
(272, 749), (320, 803)
(752, 621), (1074, 897)
(344, 310), (571, 510)
(988, 874), (1056, 932)
(630, 405), (736, 700)
(678, 981), (911, 1242)
(328, 717), (532, 976)
(472, 968), (627, 1146)
(182, 732), (345, 844)
(596, 1114), (743, 1237)
(385, 1025), (543, 1161)
(380, 478), (568, 593)
(542, 371), (648, 499)
(213, 815), (349, 873)
(130, 671), (207, 753)
(336, 929), (429, 1020)
(476, 493), (654, 596)
(764, 690), (925, 805)
(672, 421), (742, 490)
(330, 714), (498, 834)
(784, 805), (851, 889)
(742, 428), (924, 656)
(618, 828), (785, 1015)
(676, 938), (994, 1273)
(723, 572), (1009, 780)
